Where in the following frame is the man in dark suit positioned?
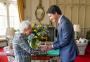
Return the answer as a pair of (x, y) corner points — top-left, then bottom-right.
(40, 5), (78, 62)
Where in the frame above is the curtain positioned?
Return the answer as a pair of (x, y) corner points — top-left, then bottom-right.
(17, 0), (25, 22)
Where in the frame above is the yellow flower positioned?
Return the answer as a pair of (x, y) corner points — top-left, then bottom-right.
(34, 29), (37, 32)
(34, 36), (38, 38)
(31, 23), (35, 28)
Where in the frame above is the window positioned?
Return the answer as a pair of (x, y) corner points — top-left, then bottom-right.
(0, 0), (20, 36)
(0, 3), (7, 36)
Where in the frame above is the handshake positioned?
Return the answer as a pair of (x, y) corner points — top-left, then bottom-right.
(39, 42), (53, 52)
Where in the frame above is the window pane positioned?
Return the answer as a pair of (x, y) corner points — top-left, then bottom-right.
(9, 3), (20, 30)
(0, 3), (7, 36)
(0, 0), (20, 36)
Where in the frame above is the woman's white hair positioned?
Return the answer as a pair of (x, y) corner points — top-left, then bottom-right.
(19, 20), (31, 33)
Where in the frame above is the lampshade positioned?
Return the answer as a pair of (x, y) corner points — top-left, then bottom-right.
(73, 24), (81, 32)
(6, 27), (15, 38)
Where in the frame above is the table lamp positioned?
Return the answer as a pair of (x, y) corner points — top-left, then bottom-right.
(6, 27), (15, 44)
(73, 24), (81, 40)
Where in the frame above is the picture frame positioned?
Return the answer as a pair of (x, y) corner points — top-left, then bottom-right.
(35, 0), (45, 22)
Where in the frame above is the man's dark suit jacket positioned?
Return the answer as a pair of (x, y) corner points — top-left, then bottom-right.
(53, 15), (78, 62)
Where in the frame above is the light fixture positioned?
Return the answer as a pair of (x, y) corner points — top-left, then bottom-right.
(6, 27), (15, 44)
(73, 24), (81, 40)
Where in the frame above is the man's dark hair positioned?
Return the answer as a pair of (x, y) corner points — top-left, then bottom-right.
(47, 5), (62, 15)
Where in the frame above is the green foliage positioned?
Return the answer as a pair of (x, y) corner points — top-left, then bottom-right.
(28, 24), (50, 49)
(32, 24), (49, 41)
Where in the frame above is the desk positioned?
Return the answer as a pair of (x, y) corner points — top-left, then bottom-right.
(31, 51), (52, 62)
(31, 55), (52, 62)
(31, 44), (59, 62)
(31, 55), (59, 62)
(31, 50), (59, 62)
(32, 55), (52, 60)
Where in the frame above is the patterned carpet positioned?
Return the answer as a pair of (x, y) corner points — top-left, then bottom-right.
(0, 48), (8, 62)
(75, 45), (90, 62)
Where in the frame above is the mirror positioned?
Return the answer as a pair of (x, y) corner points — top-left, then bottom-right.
(35, 0), (45, 22)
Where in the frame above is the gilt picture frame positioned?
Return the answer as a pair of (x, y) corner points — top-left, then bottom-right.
(35, 5), (45, 22)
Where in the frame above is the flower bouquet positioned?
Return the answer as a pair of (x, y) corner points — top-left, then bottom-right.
(28, 24), (50, 49)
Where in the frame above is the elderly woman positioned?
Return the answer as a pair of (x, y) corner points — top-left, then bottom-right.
(12, 20), (33, 62)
